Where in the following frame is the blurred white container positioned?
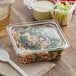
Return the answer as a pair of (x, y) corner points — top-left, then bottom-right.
(24, 0), (55, 20)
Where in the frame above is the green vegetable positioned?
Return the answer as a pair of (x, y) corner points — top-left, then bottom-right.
(18, 36), (28, 44)
(33, 43), (41, 50)
(56, 2), (71, 11)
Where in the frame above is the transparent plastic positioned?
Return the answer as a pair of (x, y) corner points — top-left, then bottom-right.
(0, 0), (14, 37)
(24, 0), (76, 26)
(24, 0), (55, 9)
(7, 20), (70, 63)
(50, 1), (76, 26)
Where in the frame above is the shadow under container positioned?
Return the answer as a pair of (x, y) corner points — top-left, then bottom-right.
(7, 20), (70, 64)
(0, 0), (14, 37)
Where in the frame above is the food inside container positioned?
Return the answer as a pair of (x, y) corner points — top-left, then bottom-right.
(50, 1), (76, 26)
(7, 20), (69, 64)
(24, 0), (76, 26)
(0, 0), (14, 37)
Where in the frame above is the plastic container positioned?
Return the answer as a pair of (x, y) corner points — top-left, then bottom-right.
(24, 0), (76, 26)
(0, 0), (14, 38)
(32, 1), (55, 20)
(7, 20), (70, 64)
(24, 0), (55, 20)
(24, 0), (55, 9)
(50, 1), (76, 26)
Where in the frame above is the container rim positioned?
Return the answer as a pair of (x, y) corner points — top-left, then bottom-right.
(6, 20), (70, 54)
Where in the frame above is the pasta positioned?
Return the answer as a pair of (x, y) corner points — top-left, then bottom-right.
(12, 25), (63, 63)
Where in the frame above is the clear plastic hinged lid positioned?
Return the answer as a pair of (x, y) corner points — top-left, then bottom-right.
(7, 20), (70, 55)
